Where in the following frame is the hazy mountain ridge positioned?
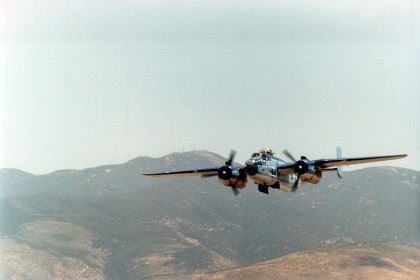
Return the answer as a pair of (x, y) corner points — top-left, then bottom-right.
(0, 150), (419, 279)
(0, 168), (36, 189)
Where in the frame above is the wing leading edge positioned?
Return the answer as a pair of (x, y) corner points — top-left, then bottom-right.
(143, 168), (219, 178)
(313, 154), (407, 168)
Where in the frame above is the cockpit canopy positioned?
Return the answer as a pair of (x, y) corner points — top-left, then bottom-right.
(249, 148), (286, 164)
(251, 148), (275, 161)
(259, 147), (274, 155)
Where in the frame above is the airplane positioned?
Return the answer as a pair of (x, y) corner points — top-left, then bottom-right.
(143, 147), (407, 194)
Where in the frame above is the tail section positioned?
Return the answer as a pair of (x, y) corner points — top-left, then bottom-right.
(336, 146), (343, 178)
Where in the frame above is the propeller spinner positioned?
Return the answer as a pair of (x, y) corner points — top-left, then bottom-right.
(206, 150), (242, 196)
(224, 150), (240, 196)
(282, 149), (311, 191)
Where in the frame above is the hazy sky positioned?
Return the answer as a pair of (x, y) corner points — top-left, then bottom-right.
(1, 0), (419, 174)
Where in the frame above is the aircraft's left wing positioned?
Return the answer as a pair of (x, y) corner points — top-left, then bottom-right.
(276, 154), (407, 176)
(313, 154), (407, 168)
(276, 164), (296, 176)
(143, 168), (219, 178)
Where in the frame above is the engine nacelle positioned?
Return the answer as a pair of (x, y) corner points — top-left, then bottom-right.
(294, 159), (309, 174)
(218, 166), (247, 189)
(295, 158), (322, 184)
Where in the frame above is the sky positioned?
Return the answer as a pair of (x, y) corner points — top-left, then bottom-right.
(1, 0), (419, 175)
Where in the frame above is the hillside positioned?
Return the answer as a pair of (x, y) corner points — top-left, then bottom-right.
(0, 150), (419, 279)
(165, 243), (420, 280)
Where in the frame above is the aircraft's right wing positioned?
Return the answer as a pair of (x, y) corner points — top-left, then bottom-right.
(143, 168), (219, 178)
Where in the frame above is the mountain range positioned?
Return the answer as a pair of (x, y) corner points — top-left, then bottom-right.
(0, 150), (419, 279)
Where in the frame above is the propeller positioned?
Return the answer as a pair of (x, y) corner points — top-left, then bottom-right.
(282, 149), (301, 192)
(201, 150), (237, 179)
(282, 149), (297, 163)
(225, 150), (236, 166)
(218, 150), (240, 196)
(226, 150), (240, 195)
(231, 186), (240, 196)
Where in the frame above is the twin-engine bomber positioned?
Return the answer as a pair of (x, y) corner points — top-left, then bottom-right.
(143, 147), (407, 194)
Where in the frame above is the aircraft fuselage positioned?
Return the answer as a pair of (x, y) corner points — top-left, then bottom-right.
(245, 150), (297, 187)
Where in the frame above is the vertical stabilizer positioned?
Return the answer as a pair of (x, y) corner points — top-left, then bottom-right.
(337, 146), (343, 178)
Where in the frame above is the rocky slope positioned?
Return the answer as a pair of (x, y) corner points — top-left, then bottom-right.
(164, 243), (420, 280)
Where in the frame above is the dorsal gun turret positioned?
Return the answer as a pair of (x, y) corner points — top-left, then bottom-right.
(259, 147), (274, 155)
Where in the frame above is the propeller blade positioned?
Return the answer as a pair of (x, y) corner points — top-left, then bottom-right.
(226, 150), (236, 166)
(231, 186), (239, 196)
(291, 174), (300, 192)
(282, 149), (297, 163)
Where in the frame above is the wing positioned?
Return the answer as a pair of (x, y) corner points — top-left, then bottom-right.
(276, 163), (296, 176)
(143, 167), (219, 178)
(276, 154), (407, 175)
(313, 154), (407, 168)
